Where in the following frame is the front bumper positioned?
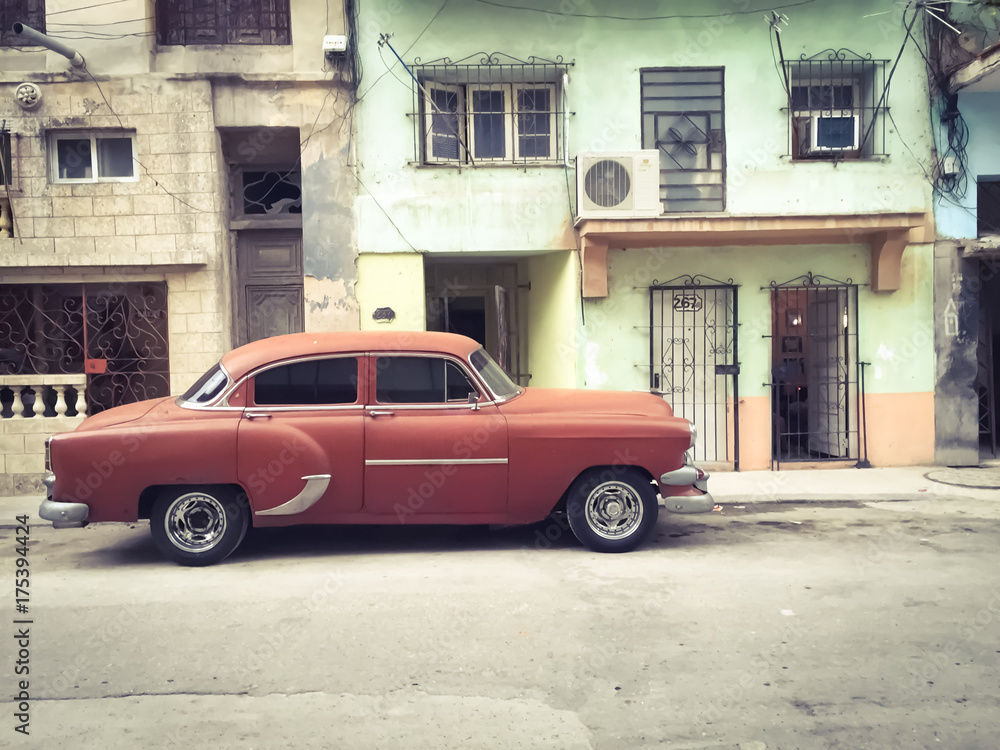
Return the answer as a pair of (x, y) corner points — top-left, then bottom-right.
(39, 474), (89, 528)
(659, 454), (714, 514)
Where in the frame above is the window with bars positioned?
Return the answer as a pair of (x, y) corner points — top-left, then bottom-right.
(784, 51), (887, 160)
(980, 179), (1000, 237)
(412, 54), (569, 166)
(156, 0), (291, 46)
(640, 67), (726, 213)
(0, 0), (45, 46)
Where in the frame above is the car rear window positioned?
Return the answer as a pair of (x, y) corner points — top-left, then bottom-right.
(180, 364), (229, 405)
(254, 358), (359, 405)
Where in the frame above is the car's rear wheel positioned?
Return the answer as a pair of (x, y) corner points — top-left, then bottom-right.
(151, 486), (249, 566)
(566, 468), (658, 553)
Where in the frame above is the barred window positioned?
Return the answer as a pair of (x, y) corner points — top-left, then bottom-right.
(784, 50), (888, 160)
(411, 54), (570, 166)
(0, 0), (45, 47)
(640, 67), (726, 213)
(157, 0), (291, 46)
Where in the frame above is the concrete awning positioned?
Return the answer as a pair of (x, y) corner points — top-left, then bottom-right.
(576, 212), (933, 297)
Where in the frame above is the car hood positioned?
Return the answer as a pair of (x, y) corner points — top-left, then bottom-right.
(502, 387), (674, 418)
(73, 396), (173, 432)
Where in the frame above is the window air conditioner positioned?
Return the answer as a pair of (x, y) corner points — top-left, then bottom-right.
(808, 114), (860, 153)
(577, 150), (661, 219)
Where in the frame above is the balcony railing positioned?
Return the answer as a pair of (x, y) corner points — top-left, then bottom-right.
(0, 375), (87, 419)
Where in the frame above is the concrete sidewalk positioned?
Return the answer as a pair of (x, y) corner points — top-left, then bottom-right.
(3, 464), (997, 525)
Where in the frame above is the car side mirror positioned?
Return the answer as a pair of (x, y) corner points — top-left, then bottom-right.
(468, 392), (480, 411)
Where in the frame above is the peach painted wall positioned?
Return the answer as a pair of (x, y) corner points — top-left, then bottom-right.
(736, 396), (773, 471)
(862, 392), (935, 466)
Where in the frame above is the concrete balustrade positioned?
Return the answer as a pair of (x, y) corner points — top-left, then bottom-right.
(0, 375), (87, 419)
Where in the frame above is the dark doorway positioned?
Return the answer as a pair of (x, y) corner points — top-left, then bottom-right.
(768, 273), (860, 467)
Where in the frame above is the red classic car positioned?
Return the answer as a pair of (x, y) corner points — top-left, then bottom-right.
(40, 331), (713, 565)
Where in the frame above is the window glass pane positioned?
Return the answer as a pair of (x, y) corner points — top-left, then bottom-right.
(470, 348), (519, 399)
(96, 138), (134, 178)
(471, 89), (506, 159)
(376, 356), (447, 403)
(445, 361), (478, 402)
(517, 88), (551, 158)
(56, 139), (93, 180)
(255, 358), (358, 405)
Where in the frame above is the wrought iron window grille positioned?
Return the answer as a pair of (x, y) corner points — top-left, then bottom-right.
(640, 67), (726, 214)
(0, 0), (45, 47)
(783, 49), (888, 161)
(0, 283), (170, 415)
(409, 53), (572, 166)
(236, 167), (302, 217)
(156, 0), (291, 46)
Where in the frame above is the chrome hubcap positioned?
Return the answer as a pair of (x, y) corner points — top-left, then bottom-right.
(165, 493), (227, 552)
(585, 481), (643, 539)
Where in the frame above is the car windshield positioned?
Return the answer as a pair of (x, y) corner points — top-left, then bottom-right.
(179, 363), (229, 405)
(470, 348), (521, 400)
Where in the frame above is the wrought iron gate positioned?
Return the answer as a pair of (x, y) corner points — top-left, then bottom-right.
(0, 282), (169, 414)
(767, 273), (861, 467)
(650, 275), (739, 468)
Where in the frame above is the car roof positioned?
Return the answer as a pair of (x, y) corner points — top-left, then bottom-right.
(220, 330), (483, 380)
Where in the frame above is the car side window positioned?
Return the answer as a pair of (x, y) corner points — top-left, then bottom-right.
(376, 357), (479, 404)
(254, 358), (359, 406)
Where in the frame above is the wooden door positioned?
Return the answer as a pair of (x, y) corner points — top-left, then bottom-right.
(236, 230), (303, 346)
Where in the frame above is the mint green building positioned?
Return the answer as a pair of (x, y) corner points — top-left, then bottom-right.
(353, 0), (937, 470)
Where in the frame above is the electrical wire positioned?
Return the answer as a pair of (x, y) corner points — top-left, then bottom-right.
(82, 67), (215, 214)
(355, 0), (451, 103)
(474, 0), (817, 21)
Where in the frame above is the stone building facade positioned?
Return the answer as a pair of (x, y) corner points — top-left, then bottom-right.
(0, 1), (356, 493)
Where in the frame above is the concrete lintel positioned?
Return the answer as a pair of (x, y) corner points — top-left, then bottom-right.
(581, 237), (608, 298)
(949, 41), (1000, 93)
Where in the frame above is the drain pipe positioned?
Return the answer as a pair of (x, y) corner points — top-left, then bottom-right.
(13, 23), (85, 67)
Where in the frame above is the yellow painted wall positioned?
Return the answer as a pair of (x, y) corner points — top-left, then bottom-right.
(527, 251), (578, 388)
(356, 253), (426, 331)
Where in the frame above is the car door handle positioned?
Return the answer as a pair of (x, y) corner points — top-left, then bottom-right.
(368, 410), (394, 418)
(245, 412), (272, 420)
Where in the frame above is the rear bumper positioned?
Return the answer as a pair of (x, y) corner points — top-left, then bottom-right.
(660, 491), (716, 514)
(39, 473), (89, 528)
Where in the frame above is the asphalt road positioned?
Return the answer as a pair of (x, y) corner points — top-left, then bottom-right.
(3, 496), (1000, 749)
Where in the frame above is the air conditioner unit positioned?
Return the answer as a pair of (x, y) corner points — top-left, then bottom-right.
(577, 150), (661, 219)
(807, 114), (860, 153)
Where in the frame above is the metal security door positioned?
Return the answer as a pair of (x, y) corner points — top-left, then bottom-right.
(650, 275), (739, 468)
(767, 273), (860, 467)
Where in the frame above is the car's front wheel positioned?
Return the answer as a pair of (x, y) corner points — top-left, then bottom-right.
(150, 486), (249, 566)
(566, 468), (658, 553)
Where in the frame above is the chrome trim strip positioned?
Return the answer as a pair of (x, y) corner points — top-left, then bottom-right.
(254, 474), (332, 516)
(366, 402), (492, 412)
(365, 458), (508, 466)
(244, 404), (364, 413)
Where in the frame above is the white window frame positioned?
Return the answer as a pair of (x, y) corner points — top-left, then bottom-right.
(49, 131), (139, 184)
(421, 81), (558, 165)
(512, 83), (557, 162)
